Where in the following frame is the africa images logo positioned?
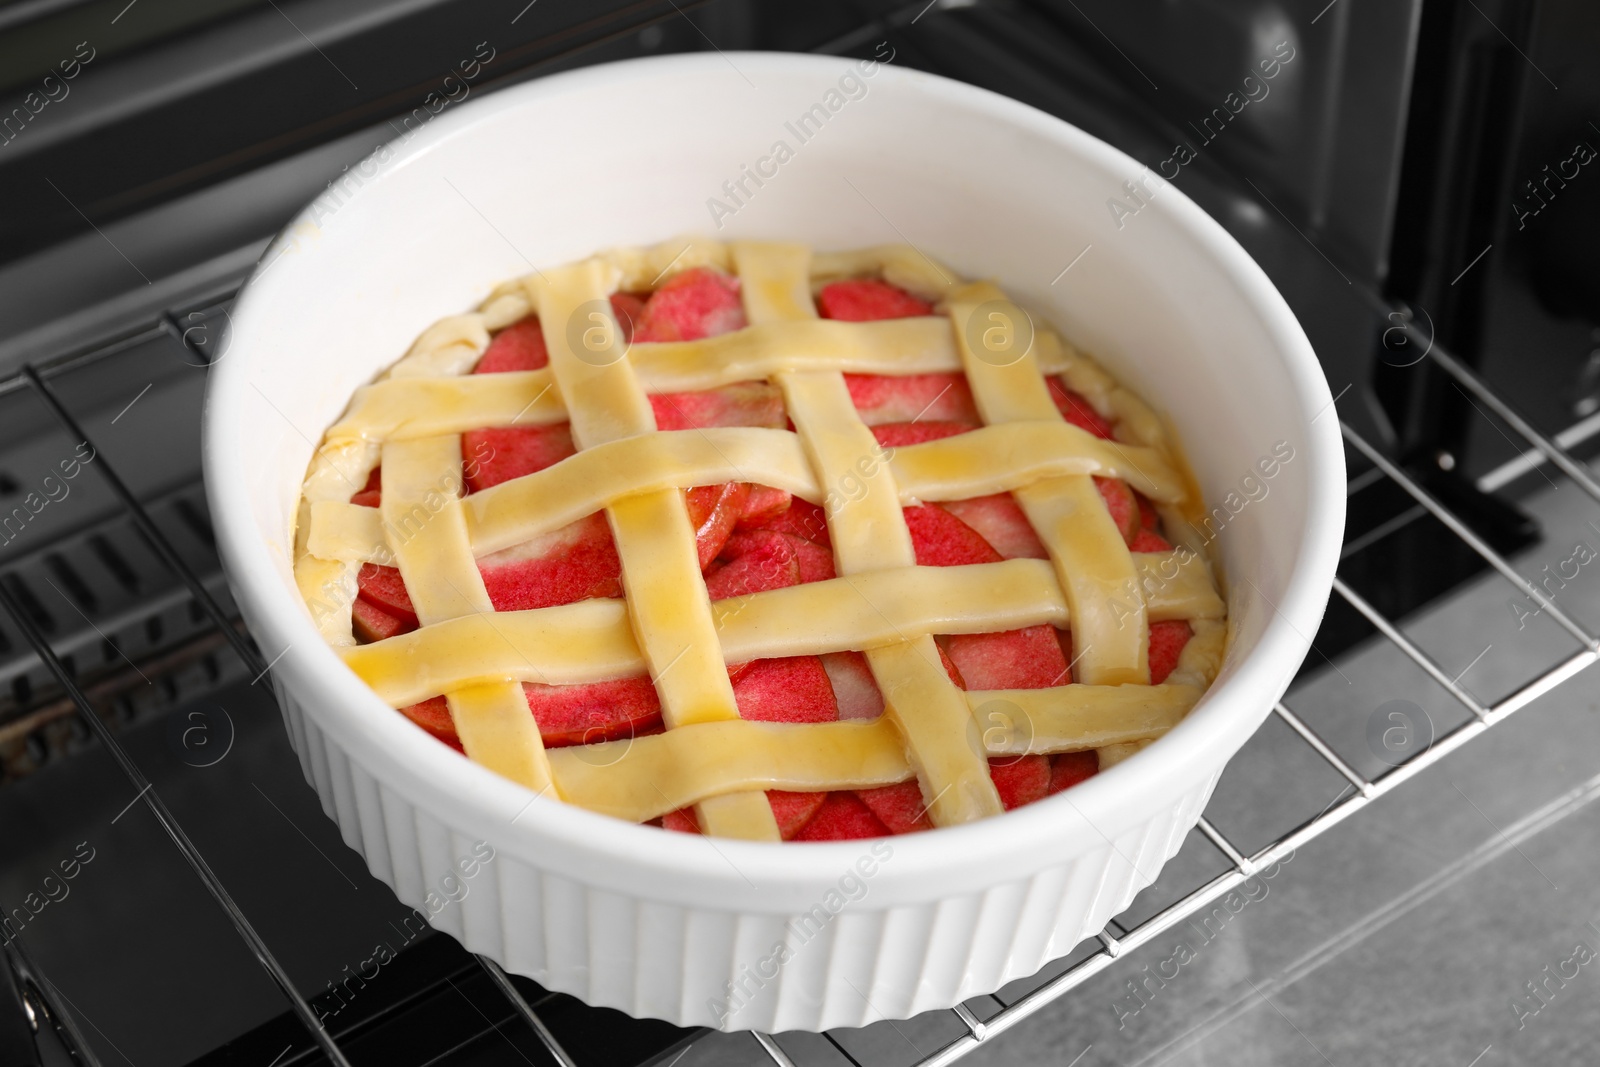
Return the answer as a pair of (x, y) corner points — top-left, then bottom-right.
(705, 42), (897, 229)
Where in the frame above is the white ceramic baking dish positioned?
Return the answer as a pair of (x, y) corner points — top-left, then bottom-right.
(203, 51), (1344, 1032)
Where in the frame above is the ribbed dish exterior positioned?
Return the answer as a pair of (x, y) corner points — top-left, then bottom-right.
(273, 679), (1217, 1031)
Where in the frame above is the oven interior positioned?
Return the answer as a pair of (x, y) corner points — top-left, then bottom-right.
(1, 1), (1598, 1064)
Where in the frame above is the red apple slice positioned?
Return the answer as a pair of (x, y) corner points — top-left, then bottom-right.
(904, 504), (1003, 567)
(662, 808), (700, 834)
(353, 596), (416, 643)
(633, 266), (746, 342)
(695, 542), (845, 787)
(768, 790), (829, 840)
(475, 314), (550, 373)
(738, 497), (830, 547)
(938, 644), (966, 689)
(855, 781), (934, 834)
(730, 656), (839, 723)
(705, 530), (801, 599)
(944, 625), (1071, 690)
(1047, 751), (1099, 794)
(398, 696), (460, 748)
(740, 483), (792, 526)
(990, 755), (1051, 810)
(1049, 380), (1115, 440)
(610, 292), (646, 342)
(356, 563), (418, 624)
(461, 423), (576, 493)
(477, 296), (646, 373)
(351, 467), (381, 508)
(1149, 620), (1191, 685)
(714, 529), (835, 588)
(1129, 528), (1173, 552)
(870, 420), (978, 448)
(844, 372), (979, 425)
(526, 675), (663, 747)
(786, 533), (837, 584)
(1135, 489), (1160, 531)
(795, 791), (890, 841)
(820, 651), (884, 720)
(396, 678), (663, 750)
(816, 279), (934, 321)
(939, 494), (1047, 560)
(478, 513), (623, 611)
(1094, 476), (1140, 545)
(686, 482), (751, 570)
(649, 381), (786, 430)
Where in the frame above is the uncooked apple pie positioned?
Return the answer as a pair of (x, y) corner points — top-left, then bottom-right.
(293, 238), (1226, 841)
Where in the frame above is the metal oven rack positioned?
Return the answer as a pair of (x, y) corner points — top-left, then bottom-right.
(1, 280), (1596, 1067)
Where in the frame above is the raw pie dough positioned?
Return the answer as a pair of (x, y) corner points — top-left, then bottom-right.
(293, 238), (1227, 842)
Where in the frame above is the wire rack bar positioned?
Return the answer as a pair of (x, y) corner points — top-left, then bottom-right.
(1481, 645), (1598, 722)
(19, 366), (270, 677)
(1400, 320), (1600, 507)
(476, 956), (580, 1067)
(1271, 702), (1375, 797)
(1340, 420), (1599, 651)
(950, 1002), (987, 1041)
(1361, 294), (1600, 506)
(0, 579), (354, 1067)
(1195, 816), (1256, 876)
(1331, 575), (1491, 719)
(752, 1030), (801, 1066)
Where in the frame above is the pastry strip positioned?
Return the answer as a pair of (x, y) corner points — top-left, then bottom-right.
(738, 240), (1005, 827)
(971, 683), (1198, 755)
(629, 318), (968, 388)
(948, 284), (1148, 686)
(462, 428), (820, 555)
(887, 421), (1182, 503)
(714, 554), (1221, 659)
(548, 718), (918, 822)
(547, 682), (1200, 822)
(378, 435), (554, 794)
(339, 553), (1224, 708)
(530, 259), (780, 840)
(307, 421), (1186, 562)
(329, 373), (567, 442)
(294, 437), (380, 646)
(323, 318), (1079, 442)
(322, 547), (1224, 642)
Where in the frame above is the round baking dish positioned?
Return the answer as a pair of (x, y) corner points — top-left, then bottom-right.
(203, 52), (1344, 1032)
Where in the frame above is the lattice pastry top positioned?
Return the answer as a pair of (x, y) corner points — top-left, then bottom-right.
(294, 238), (1227, 842)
